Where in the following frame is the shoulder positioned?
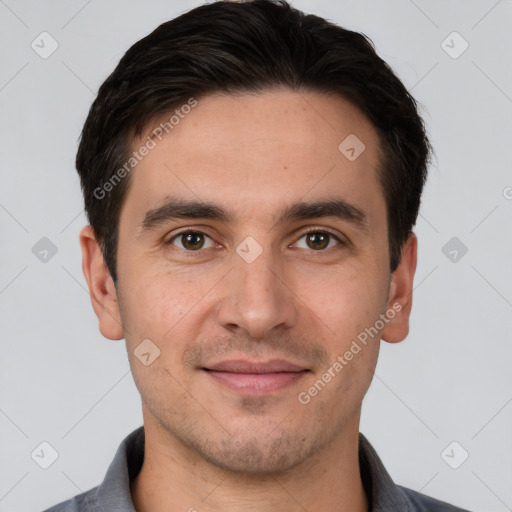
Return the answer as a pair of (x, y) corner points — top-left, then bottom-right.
(398, 485), (472, 512)
(40, 486), (100, 512)
(39, 426), (144, 512)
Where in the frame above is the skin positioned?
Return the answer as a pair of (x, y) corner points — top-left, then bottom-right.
(80, 89), (417, 512)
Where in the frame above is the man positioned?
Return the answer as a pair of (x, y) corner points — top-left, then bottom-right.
(43, 1), (470, 510)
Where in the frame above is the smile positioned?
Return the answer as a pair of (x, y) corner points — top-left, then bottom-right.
(202, 359), (310, 394)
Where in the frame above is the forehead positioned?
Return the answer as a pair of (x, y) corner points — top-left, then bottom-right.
(120, 89), (385, 230)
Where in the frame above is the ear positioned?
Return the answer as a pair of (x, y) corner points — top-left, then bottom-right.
(381, 231), (418, 344)
(79, 225), (124, 340)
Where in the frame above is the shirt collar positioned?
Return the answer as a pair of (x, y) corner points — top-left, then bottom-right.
(95, 426), (144, 512)
(358, 432), (411, 511)
(93, 426), (411, 511)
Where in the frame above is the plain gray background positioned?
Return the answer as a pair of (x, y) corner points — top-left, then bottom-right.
(1, 1), (511, 511)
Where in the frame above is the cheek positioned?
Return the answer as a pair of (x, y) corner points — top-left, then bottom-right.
(119, 267), (209, 337)
(298, 263), (388, 343)
(120, 279), (198, 403)
(118, 270), (220, 390)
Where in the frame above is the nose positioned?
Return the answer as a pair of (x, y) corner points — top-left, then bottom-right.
(216, 245), (299, 339)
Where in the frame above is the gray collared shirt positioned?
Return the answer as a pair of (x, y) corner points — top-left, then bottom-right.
(42, 426), (470, 512)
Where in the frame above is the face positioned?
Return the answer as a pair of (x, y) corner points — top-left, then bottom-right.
(82, 89), (416, 475)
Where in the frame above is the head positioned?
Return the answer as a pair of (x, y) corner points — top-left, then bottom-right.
(79, 0), (430, 474)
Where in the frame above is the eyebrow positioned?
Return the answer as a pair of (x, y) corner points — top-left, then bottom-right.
(137, 195), (369, 235)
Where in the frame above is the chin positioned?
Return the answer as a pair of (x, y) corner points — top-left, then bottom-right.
(188, 426), (320, 476)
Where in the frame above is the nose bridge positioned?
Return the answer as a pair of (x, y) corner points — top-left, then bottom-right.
(238, 247), (280, 303)
(216, 239), (298, 338)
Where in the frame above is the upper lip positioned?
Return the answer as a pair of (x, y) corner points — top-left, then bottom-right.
(203, 359), (308, 374)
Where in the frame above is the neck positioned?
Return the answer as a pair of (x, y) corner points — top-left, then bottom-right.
(131, 412), (368, 512)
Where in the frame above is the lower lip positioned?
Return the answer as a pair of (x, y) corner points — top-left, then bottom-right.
(204, 370), (308, 394)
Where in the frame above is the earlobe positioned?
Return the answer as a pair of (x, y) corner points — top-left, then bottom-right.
(79, 225), (124, 340)
(381, 232), (418, 344)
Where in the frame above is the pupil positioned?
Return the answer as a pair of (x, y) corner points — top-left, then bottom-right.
(184, 233), (203, 249)
(308, 232), (328, 250)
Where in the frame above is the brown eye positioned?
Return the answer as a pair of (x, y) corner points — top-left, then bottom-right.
(306, 232), (329, 250)
(294, 230), (341, 251)
(168, 231), (214, 251)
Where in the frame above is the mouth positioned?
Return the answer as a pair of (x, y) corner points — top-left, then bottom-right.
(202, 359), (310, 395)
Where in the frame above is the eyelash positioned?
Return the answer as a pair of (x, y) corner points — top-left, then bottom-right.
(165, 227), (345, 252)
